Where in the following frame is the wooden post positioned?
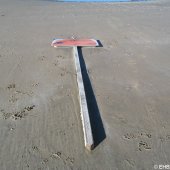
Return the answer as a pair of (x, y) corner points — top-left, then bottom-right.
(73, 46), (94, 150)
(51, 39), (98, 150)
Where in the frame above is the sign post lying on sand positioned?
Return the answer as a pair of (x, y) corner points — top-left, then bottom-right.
(51, 38), (99, 150)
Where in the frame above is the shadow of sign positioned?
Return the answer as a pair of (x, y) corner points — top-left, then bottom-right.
(78, 45), (106, 148)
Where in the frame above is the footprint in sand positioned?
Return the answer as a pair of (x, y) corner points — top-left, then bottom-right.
(39, 56), (47, 61)
(138, 141), (151, 151)
(30, 146), (75, 167)
(32, 82), (39, 87)
(123, 132), (152, 151)
(7, 83), (16, 90)
(53, 60), (59, 66)
(53, 55), (64, 66)
(7, 84), (17, 102)
(32, 146), (39, 152)
(0, 105), (35, 120)
(7, 83), (34, 103)
(9, 94), (18, 103)
(158, 135), (170, 142)
(59, 67), (74, 76)
(56, 55), (64, 59)
(123, 132), (152, 140)
(51, 151), (75, 166)
(30, 146), (49, 165)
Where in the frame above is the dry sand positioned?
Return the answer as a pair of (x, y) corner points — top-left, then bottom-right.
(0, 0), (170, 169)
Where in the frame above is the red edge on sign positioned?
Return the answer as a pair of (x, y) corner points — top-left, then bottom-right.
(51, 39), (98, 47)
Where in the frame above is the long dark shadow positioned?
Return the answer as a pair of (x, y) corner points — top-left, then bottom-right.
(78, 47), (106, 148)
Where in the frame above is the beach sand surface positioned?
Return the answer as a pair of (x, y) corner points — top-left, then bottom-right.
(0, 0), (170, 169)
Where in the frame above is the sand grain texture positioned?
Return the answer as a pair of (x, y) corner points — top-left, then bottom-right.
(0, 0), (170, 169)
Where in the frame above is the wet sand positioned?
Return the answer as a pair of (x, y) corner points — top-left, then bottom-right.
(0, 0), (170, 169)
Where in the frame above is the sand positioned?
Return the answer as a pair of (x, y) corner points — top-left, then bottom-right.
(0, 0), (170, 169)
